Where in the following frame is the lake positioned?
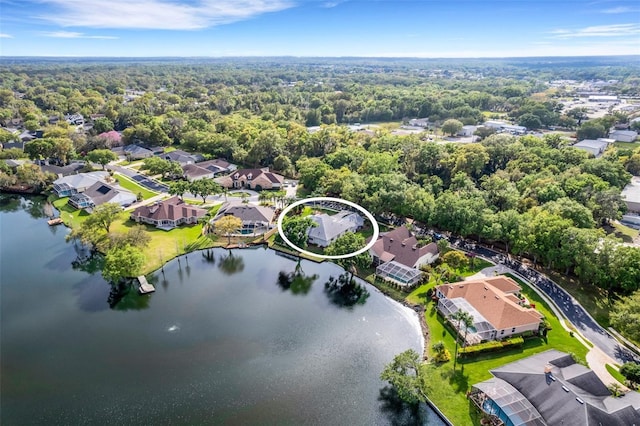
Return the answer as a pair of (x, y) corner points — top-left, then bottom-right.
(0, 195), (444, 425)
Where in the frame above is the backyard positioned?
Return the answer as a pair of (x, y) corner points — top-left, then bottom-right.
(412, 272), (587, 426)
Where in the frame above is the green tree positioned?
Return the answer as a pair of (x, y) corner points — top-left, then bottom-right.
(609, 291), (640, 341)
(620, 362), (640, 385)
(168, 180), (190, 200)
(214, 215), (243, 245)
(577, 121), (606, 140)
(380, 349), (427, 405)
(86, 149), (118, 170)
(282, 215), (317, 250)
(102, 244), (145, 283)
(84, 202), (122, 233)
(518, 113), (542, 130)
(93, 117), (115, 134)
(190, 179), (221, 203)
(441, 250), (468, 270)
(324, 232), (371, 281)
(450, 309), (474, 371)
(442, 119), (463, 136)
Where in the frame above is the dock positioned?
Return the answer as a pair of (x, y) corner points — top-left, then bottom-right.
(137, 276), (155, 294)
(47, 217), (63, 226)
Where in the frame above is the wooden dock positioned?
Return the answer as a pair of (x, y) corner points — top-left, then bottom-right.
(47, 217), (63, 226)
(137, 276), (155, 294)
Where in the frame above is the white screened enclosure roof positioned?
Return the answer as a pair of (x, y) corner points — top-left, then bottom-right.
(439, 297), (496, 335)
(376, 261), (421, 283)
(474, 378), (546, 426)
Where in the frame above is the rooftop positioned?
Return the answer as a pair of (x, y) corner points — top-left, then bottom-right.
(369, 226), (438, 268)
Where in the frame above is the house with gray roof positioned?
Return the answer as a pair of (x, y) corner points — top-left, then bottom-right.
(68, 181), (136, 210)
(53, 171), (110, 197)
(182, 159), (236, 182)
(573, 139), (609, 158)
(469, 350), (640, 426)
(307, 210), (364, 247)
(609, 130), (638, 142)
(213, 203), (275, 235)
(161, 150), (204, 165)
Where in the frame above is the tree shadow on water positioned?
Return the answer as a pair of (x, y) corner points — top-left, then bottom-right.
(218, 250), (245, 275)
(323, 272), (370, 308)
(378, 385), (424, 426)
(108, 282), (151, 311)
(276, 269), (319, 295)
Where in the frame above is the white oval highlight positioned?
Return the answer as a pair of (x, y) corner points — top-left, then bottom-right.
(277, 197), (379, 260)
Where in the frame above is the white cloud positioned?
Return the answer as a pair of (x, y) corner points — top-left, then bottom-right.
(0, 33), (14, 38)
(40, 31), (118, 39)
(601, 6), (640, 13)
(39, 0), (294, 30)
(550, 23), (640, 38)
(321, 0), (346, 8)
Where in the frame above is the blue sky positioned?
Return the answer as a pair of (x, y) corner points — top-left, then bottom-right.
(1, 0), (639, 57)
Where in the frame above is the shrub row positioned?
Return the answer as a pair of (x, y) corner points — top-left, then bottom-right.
(459, 337), (524, 357)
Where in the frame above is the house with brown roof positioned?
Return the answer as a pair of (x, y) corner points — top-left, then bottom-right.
(435, 276), (544, 344)
(369, 226), (439, 286)
(130, 196), (208, 230)
(182, 159), (237, 182)
(216, 168), (284, 190)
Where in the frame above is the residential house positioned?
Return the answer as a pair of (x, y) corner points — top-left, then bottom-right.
(609, 130), (638, 142)
(68, 181), (136, 209)
(41, 162), (85, 177)
(52, 171), (110, 196)
(469, 350), (640, 426)
(588, 95), (620, 103)
(572, 139), (609, 158)
(435, 276), (543, 343)
(457, 125), (477, 137)
(622, 176), (640, 214)
(213, 203), (275, 235)
(408, 118), (430, 128)
(182, 159), (237, 182)
(113, 144), (153, 159)
(369, 225), (439, 287)
(4, 159), (29, 171)
(130, 196), (207, 230)
(65, 113), (84, 126)
(307, 210), (364, 247)
(216, 168), (284, 190)
(161, 150), (204, 165)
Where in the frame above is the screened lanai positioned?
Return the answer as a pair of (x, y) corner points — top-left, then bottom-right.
(470, 378), (546, 426)
(437, 297), (496, 344)
(375, 261), (422, 286)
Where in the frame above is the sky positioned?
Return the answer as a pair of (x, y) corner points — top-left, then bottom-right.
(0, 0), (639, 57)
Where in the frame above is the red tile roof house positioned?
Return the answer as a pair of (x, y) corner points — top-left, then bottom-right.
(216, 168), (284, 191)
(130, 196), (208, 230)
(435, 276), (544, 345)
(368, 225), (439, 287)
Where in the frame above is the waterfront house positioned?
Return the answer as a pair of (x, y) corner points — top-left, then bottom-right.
(53, 171), (110, 197)
(307, 210), (364, 247)
(213, 203), (275, 235)
(435, 276), (543, 344)
(369, 225), (439, 287)
(68, 181), (136, 209)
(469, 350), (640, 426)
(130, 196), (208, 230)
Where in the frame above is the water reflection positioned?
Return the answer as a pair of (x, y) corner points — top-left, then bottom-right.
(378, 386), (427, 426)
(218, 250), (245, 275)
(72, 275), (111, 312)
(324, 272), (370, 308)
(71, 251), (105, 275)
(276, 262), (319, 295)
(108, 282), (151, 311)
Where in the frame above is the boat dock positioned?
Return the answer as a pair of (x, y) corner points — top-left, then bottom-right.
(137, 276), (155, 294)
(47, 217), (63, 226)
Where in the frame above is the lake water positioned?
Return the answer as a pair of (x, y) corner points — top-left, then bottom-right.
(0, 195), (444, 425)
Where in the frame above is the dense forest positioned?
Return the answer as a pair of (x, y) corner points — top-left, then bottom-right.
(1, 57), (639, 322)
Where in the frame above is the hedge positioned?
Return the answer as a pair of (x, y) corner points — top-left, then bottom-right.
(459, 337), (524, 357)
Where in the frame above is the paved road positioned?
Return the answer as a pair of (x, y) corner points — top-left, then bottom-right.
(444, 235), (639, 365)
(108, 164), (169, 193)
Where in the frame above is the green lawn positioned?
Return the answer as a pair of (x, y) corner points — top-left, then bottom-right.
(611, 221), (639, 243)
(606, 364), (626, 386)
(52, 197), (92, 228)
(613, 141), (639, 150)
(418, 272), (588, 425)
(114, 173), (157, 200)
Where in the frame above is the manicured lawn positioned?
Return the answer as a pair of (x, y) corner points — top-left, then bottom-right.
(606, 364), (626, 385)
(611, 221), (639, 243)
(52, 197), (91, 228)
(419, 272), (588, 426)
(614, 141), (639, 150)
(114, 173), (157, 200)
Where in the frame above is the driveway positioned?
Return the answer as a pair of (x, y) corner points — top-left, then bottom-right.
(108, 163), (169, 193)
(449, 237), (639, 365)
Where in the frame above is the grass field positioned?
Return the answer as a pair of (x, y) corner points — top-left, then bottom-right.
(606, 364), (626, 386)
(114, 173), (158, 200)
(613, 141), (639, 151)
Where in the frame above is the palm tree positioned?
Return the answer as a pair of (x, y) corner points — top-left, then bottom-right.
(450, 309), (474, 371)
